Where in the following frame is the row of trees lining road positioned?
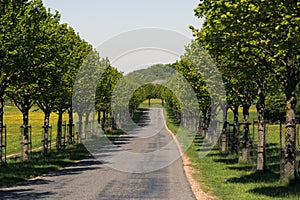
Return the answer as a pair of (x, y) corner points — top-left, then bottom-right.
(0, 0), (123, 162)
(96, 61), (123, 131)
(0, 0), (91, 160)
(1, 0), (299, 187)
(189, 0), (300, 183)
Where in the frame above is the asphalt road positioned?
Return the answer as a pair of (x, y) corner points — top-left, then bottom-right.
(0, 108), (196, 200)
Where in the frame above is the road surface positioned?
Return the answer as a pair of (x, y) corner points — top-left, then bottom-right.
(0, 108), (196, 200)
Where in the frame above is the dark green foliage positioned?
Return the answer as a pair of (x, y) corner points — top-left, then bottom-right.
(96, 61), (123, 113)
(192, 0), (300, 181)
(264, 94), (286, 123)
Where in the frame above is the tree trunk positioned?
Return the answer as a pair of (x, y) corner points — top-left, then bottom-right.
(283, 53), (298, 182)
(256, 86), (267, 172)
(241, 105), (250, 163)
(22, 108), (30, 161)
(284, 101), (297, 181)
(101, 110), (106, 131)
(106, 111), (111, 129)
(97, 110), (102, 131)
(84, 112), (90, 140)
(231, 105), (239, 155)
(284, 86), (298, 182)
(192, 111), (197, 131)
(198, 112), (202, 134)
(91, 112), (96, 136)
(201, 108), (208, 137)
(78, 113), (83, 143)
(221, 110), (228, 153)
(177, 111), (181, 123)
(56, 109), (63, 152)
(111, 115), (117, 130)
(43, 110), (51, 156)
(97, 110), (101, 124)
(68, 108), (73, 145)
(211, 105), (218, 145)
(0, 97), (4, 164)
(182, 112), (187, 129)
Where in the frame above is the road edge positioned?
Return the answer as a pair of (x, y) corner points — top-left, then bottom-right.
(161, 109), (218, 200)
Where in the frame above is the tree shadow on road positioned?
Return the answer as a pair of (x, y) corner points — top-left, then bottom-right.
(0, 144), (90, 187)
(47, 159), (103, 177)
(0, 188), (55, 200)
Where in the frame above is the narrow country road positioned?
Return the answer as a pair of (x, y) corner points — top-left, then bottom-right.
(0, 108), (196, 200)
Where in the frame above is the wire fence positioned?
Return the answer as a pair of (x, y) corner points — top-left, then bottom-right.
(219, 119), (300, 179)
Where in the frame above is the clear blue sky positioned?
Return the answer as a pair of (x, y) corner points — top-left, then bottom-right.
(42, 0), (203, 47)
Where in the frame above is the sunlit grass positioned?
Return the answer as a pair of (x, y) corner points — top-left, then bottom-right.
(227, 105), (258, 125)
(139, 99), (164, 108)
(3, 106), (68, 155)
(164, 106), (300, 200)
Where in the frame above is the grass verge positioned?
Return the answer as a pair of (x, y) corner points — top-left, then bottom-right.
(0, 144), (90, 187)
(164, 107), (300, 200)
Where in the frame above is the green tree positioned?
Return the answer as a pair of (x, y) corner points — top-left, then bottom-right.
(96, 59), (123, 131)
(192, 0), (297, 173)
(54, 26), (91, 147)
(35, 9), (65, 156)
(0, 0), (29, 163)
(73, 49), (101, 141)
(5, 0), (51, 160)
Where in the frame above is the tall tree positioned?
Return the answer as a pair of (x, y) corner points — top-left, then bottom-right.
(73, 49), (102, 141)
(0, 0), (28, 163)
(6, 0), (50, 160)
(96, 60), (123, 131)
(35, 9), (63, 155)
(52, 25), (91, 149)
(192, 0), (296, 174)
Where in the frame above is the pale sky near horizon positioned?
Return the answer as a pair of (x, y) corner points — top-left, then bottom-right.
(42, 0), (203, 47)
(42, 0), (204, 73)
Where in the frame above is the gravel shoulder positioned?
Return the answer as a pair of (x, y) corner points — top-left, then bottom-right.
(162, 109), (219, 200)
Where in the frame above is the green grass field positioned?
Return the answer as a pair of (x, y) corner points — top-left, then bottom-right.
(3, 106), (68, 156)
(139, 99), (164, 108)
(0, 105), (125, 187)
(164, 105), (300, 200)
(227, 106), (258, 124)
